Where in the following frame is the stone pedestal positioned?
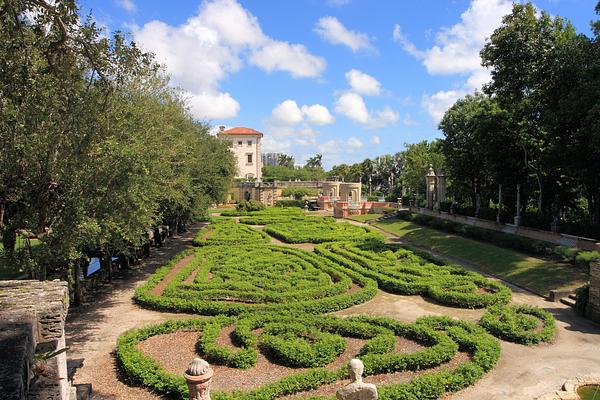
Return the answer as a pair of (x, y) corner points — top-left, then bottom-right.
(185, 358), (213, 400)
(425, 165), (436, 210)
(586, 261), (600, 323)
(336, 359), (378, 400)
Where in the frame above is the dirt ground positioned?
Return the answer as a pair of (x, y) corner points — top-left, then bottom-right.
(66, 218), (600, 400)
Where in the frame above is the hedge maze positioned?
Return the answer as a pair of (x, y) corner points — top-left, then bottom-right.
(316, 242), (512, 308)
(121, 207), (556, 399)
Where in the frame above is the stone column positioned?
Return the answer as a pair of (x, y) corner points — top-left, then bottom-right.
(185, 358), (214, 400)
(586, 260), (600, 324)
(425, 165), (436, 210)
(514, 184), (522, 226)
(436, 170), (446, 206)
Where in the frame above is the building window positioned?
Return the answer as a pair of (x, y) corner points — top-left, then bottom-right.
(247, 153), (253, 164)
(237, 140), (243, 146)
(247, 140), (252, 146)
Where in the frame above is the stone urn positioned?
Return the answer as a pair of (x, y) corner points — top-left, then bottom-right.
(184, 358), (214, 400)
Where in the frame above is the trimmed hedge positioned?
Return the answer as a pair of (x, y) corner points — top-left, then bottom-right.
(116, 314), (500, 400)
(397, 211), (600, 269)
(316, 242), (511, 308)
(134, 244), (377, 315)
(192, 219), (270, 246)
(479, 304), (556, 344)
(264, 219), (385, 244)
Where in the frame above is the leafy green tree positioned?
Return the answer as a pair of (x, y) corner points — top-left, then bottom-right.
(277, 154), (295, 168)
(401, 141), (445, 203)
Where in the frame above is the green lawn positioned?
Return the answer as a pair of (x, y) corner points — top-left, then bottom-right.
(348, 214), (382, 223)
(374, 219), (588, 295)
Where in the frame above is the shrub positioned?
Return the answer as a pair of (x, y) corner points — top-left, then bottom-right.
(116, 313), (500, 400)
(281, 188), (317, 199)
(192, 220), (270, 246)
(274, 199), (305, 208)
(264, 219), (385, 244)
(316, 242), (512, 309)
(479, 304), (556, 344)
(236, 200), (265, 212)
(134, 244), (377, 315)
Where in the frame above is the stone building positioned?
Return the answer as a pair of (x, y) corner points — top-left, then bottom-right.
(217, 126), (263, 181)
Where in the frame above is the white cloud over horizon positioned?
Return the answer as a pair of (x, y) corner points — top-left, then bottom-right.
(334, 92), (398, 129)
(394, 0), (512, 123)
(116, 0), (136, 13)
(314, 16), (373, 52)
(133, 0), (325, 120)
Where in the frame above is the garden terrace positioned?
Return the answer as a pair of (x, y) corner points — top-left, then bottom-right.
(315, 242), (511, 308)
(264, 219), (385, 244)
(192, 219), (270, 246)
(116, 314), (500, 400)
(134, 245), (377, 315)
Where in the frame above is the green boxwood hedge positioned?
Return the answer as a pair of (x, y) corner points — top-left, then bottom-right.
(264, 219), (385, 244)
(116, 314), (500, 400)
(192, 219), (270, 246)
(134, 244), (377, 316)
(479, 304), (556, 344)
(316, 242), (511, 308)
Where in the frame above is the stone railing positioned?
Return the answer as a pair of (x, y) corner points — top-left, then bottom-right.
(407, 206), (600, 252)
(0, 280), (70, 400)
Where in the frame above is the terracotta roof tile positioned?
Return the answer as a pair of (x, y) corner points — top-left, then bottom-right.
(218, 127), (263, 137)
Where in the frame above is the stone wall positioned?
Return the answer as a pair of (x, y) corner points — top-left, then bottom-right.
(0, 280), (70, 400)
(587, 261), (600, 324)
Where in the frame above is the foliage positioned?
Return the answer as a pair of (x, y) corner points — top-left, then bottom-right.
(192, 220), (270, 246)
(397, 211), (599, 271)
(401, 141), (445, 204)
(479, 304), (556, 344)
(316, 242), (512, 308)
(116, 314), (500, 400)
(281, 188), (318, 199)
(264, 219), (385, 244)
(0, 1), (235, 282)
(274, 199), (305, 208)
(134, 244), (377, 315)
(262, 165), (325, 182)
(236, 200), (266, 213)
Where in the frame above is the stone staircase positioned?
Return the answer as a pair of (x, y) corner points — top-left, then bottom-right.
(559, 293), (577, 308)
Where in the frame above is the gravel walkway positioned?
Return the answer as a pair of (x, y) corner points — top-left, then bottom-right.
(66, 224), (203, 400)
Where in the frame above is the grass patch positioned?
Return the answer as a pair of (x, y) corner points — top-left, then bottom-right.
(348, 214), (383, 223)
(374, 219), (588, 295)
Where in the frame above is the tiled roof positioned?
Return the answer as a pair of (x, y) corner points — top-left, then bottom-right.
(218, 127), (263, 137)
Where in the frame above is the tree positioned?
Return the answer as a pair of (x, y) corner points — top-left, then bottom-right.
(277, 154), (295, 168)
(401, 141), (445, 203)
(306, 154), (323, 169)
(481, 2), (577, 217)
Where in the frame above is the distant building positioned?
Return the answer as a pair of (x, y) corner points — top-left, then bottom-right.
(217, 126), (262, 181)
(262, 152), (283, 167)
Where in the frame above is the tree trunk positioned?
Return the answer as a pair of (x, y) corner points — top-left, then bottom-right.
(2, 228), (16, 259)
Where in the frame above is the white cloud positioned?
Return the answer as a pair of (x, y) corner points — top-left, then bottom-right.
(269, 100), (334, 126)
(270, 100), (304, 125)
(421, 90), (464, 124)
(334, 92), (398, 129)
(186, 91), (240, 120)
(394, 0), (512, 75)
(394, 0), (509, 123)
(370, 135), (380, 145)
(392, 25), (424, 58)
(314, 16), (373, 52)
(345, 69), (381, 96)
(133, 0), (325, 120)
(116, 0), (136, 13)
(301, 104), (335, 125)
(250, 41), (325, 78)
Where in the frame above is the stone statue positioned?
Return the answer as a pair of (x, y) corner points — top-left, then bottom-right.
(336, 358), (378, 400)
(184, 358), (214, 400)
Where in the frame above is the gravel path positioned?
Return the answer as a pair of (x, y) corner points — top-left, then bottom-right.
(66, 224), (203, 400)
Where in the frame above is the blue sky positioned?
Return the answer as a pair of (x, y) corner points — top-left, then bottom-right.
(79, 0), (597, 168)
